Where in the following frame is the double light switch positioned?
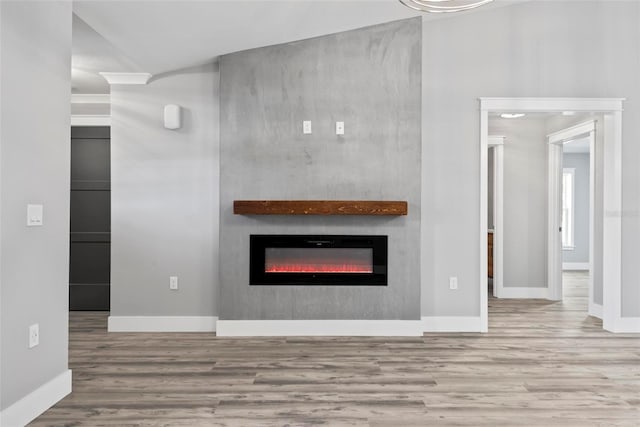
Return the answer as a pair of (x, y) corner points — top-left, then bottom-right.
(302, 121), (345, 135)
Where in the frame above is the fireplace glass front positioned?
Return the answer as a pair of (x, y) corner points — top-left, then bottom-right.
(250, 235), (387, 286)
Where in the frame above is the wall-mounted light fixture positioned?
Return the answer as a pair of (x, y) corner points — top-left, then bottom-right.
(164, 104), (182, 130)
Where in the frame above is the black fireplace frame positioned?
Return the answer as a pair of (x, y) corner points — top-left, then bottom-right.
(249, 235), (388, 286)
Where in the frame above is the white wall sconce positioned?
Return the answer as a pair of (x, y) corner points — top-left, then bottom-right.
(164, 104), (182, 130)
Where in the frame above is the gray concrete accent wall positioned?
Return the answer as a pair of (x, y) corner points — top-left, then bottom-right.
(489, 117), (548, 289)
(110, 63), (220, 317)
(219, 18), (422, 320)
(0, 1), (71, 410)
(562, 153), (590, 264)
(421, 0), (640, 317)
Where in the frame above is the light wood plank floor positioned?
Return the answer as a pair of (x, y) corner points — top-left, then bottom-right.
(31, 272), (640, 426)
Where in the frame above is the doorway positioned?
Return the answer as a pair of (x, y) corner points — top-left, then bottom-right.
(547, 120), (597, 317)
(479, 98), (624, 333)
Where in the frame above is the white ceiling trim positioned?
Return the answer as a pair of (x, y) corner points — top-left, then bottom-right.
(71, 94), (110, 104)
(71, 115), (111, 127)
(99, 72), (152, 85)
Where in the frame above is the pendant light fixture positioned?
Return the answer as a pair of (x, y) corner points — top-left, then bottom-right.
(399, 0), (493, 13)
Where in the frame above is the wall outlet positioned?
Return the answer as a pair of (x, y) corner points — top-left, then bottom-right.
(303, 120), (312, 134)
(29, 324), (39, 348)
(169, 276), (178, 290)
(336, 121), (345, 135)
(449, 277), (458, 290)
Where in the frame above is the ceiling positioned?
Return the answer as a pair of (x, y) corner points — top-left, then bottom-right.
(72, 14), (144, 93)
(72, 0), (527, 94)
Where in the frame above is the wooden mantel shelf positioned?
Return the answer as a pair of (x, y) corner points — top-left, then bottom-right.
(233, 200), (408, 216)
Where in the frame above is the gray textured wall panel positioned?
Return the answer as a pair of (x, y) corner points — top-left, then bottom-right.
(219, 18), (422, 320)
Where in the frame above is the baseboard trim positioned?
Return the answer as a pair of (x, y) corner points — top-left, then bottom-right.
(0, 369), (71, 427)
(497, 287), (549, 299)
(563, 262), (590, 271)
(108, 316), (218, 332)
(609, 317), (640, 333)
(216, 320), (424, 337)
(589, 302), (603, 319)
(422, 316), (484, 333)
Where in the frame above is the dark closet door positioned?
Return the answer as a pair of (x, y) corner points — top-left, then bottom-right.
(69, 126), (110, 311)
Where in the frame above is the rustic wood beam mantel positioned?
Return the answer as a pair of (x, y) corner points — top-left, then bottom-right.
(233, 200), (408, 216)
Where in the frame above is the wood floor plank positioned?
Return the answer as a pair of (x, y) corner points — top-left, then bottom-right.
(30, 272), (640, 426)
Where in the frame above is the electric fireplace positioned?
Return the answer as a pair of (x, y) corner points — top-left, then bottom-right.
(250, 235), (387, 286)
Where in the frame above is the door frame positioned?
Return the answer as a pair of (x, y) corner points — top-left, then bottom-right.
(479, 97), (624, 333)
(546, 120), (596, 303)
(488, 136), (504, 298)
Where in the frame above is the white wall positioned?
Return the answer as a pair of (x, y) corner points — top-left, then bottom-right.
(489, 117), (548, 289)
(110, 64), (220, 318)
(0, 0), (72, 416)
(563, 153), (590, 264)
(421, 0), (640, 318)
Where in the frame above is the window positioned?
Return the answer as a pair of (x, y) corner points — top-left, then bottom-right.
(562, 168), (575, 249)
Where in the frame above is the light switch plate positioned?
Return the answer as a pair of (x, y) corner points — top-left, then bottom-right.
(336, 121), (345, 135)
(29, 324), (39, 348)
(27, 204), (43, 227)
(303, 121), (312, 134)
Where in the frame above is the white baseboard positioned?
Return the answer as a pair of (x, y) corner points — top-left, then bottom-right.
(108, 316), (218, 332)
(589, 302), (603, 319)
(216, 320), (424, 337)
(562, 262), (590, 271)
(0, 369), (71, 427)
(497, 286), (549, 299)
(608, 317), (640, 333)
(422, 316), (484, 333)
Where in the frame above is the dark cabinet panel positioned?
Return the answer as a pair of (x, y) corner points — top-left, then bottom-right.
(70, 126), (110, 311)
(71, 138), (110, 182)
(70, 190), (110, 233)
(71, 126), (110, 139)
(70, 242), (110, 284)
(69, 284), (110, 311)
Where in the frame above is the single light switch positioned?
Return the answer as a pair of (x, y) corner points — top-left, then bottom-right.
(336, 121), (345, 135)
(27, 204), (43, 227)
(303, 120), (312, 134)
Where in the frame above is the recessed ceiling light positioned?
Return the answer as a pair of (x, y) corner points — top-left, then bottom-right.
(500, 113), (525, 119)
(562, 111), (576, 116)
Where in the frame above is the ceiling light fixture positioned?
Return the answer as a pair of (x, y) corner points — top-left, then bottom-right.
(398, 0), (494, 13)
(500, 113), (526, 119)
